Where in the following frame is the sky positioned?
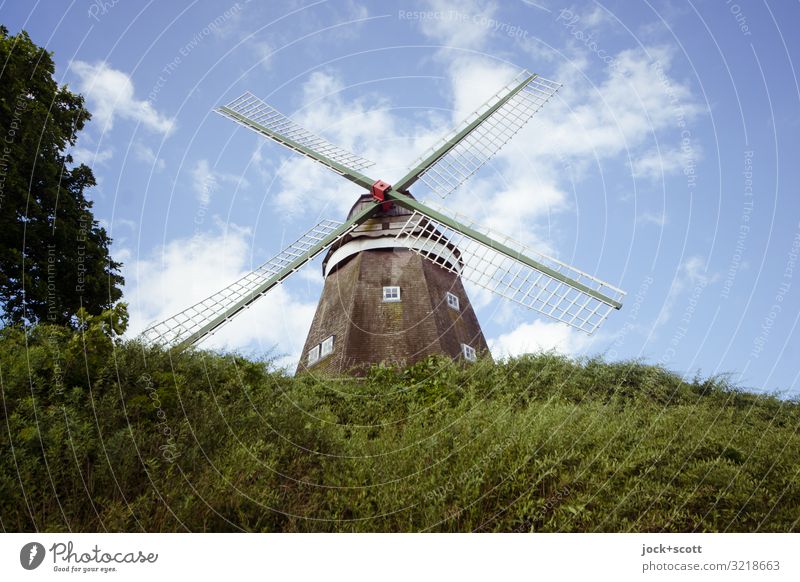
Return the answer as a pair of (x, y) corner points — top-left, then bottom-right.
(3, 0), (799, 394)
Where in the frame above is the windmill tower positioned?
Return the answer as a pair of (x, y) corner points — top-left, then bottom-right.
(140, 70), (626, 374)
(296, 193), (488, 375)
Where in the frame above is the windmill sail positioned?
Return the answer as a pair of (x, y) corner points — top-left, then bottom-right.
(141, 66), (625, 358)
(395, 71), (562, 199)
(216, 92), (376, 189)
(139, 214), (373, 348)
(392, 200), (624, 334)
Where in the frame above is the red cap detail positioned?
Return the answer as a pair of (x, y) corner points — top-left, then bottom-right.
(371, 180), (392, 211)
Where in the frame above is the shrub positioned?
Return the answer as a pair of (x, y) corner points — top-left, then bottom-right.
(1, 324), (798, 532)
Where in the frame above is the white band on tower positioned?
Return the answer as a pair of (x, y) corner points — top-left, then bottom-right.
(324, 235), (461, 277)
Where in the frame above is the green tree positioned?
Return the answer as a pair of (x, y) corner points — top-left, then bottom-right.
(0, 25), (123, 326)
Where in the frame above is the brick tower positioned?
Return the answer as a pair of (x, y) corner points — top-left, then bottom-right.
(296, 194), (489, 375)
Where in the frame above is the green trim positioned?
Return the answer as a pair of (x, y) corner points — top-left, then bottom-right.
(178, 203), (380, 348)
(388, 193), (623, 310)
(217, 106), (376, 191)
(392, 73), (537, 193)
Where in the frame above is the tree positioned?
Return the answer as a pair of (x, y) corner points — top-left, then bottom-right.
(0, 26), (123, 326)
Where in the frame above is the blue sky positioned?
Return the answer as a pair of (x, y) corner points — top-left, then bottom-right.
(3, 0), (799, 393)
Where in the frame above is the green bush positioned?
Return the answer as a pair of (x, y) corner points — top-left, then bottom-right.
(1, 321), (798, 532)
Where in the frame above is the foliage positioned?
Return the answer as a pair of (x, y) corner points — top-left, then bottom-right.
(0, 26), (124, 326)
(1, 325), (798, 532)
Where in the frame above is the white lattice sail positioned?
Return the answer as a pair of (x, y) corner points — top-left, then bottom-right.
(395, 210), (625, 334)
(410, 71), (562, 199)
(140, 68), (625, 351)
(217, 91), (375, 176)
(140, 219), (353, 347)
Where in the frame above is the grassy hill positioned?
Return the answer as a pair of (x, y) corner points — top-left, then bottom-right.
(1, 320), (798, 532)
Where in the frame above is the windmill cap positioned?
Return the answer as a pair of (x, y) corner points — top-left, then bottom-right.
(323, 192), (462, 276)
(345, 193), (414, 220)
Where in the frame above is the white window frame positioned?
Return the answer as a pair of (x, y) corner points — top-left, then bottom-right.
(307, 344), (320, 365)
(382, 286), (401, 302)
(462, 344), (477, 362)
(446, 291), (460, 310)
(320, 335), (334, 358)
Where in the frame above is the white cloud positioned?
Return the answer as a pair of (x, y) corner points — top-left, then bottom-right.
(116, 218), (137, 231)
(631, 148), (683, 180)
(114, 247), (132, 264)
(417, 0), (498, 49)
(296, 266), (324, 286)
(517, 47), (701, 164)
(134, 142), (166, 171)
(191, 159), (249, 205)
(297, 71), (412, 163)
(126, 226), (317, 368)
(490, 319), (594, 358)
(654, 255), (717, 329)
(408, 45), (702, 254)
(273, 157), (358, 218)
(71, 145), (113, 166)
(637, 211), (668, 226)
(70, 60), (175, 135)
(546, 3), (610, 29)
(248, 39), (274, 70)
(446, 57), (519, 121)
(327, 0), (372, 40)
(192, 159), (217, 205)
(584, 5), (611, 27)
(631, 146), (701, 181)
(259, 70), (442, 219)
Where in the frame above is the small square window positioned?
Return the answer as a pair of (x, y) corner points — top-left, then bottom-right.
(462, 344), (477, 362)
(307, 345), (320, 365)
(320, 335), (334, 358)
(383, 286), (401, 302)
(446, 292), (460, 310)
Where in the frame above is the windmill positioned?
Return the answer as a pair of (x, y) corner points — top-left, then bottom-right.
(140, 70), (626, 374)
